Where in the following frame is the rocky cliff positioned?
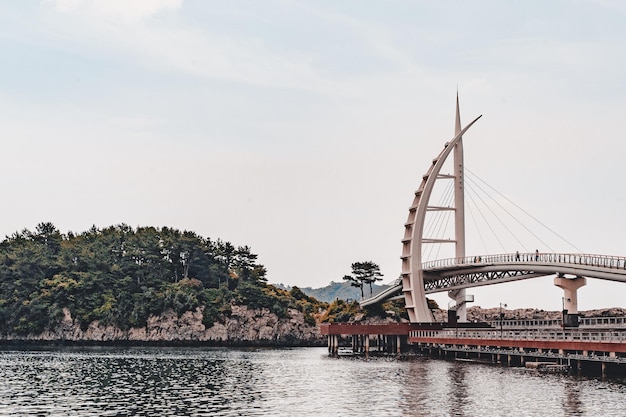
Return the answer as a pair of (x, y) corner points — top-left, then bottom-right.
(1, 305), (324, 346)
(5, 305), (624, 346)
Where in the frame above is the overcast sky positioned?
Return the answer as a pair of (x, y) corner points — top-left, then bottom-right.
(1, 0), (625, 311)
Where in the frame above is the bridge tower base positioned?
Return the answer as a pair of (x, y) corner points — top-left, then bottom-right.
(448, 288), (474, 323)
(554, 276), (586, 327)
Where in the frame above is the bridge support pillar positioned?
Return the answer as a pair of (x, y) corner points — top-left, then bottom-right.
(554, 276), (586, 327)
(448, 289), (473, 323)
(328, 335), (339, 355)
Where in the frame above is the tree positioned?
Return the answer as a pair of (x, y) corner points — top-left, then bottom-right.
(0, 223), (278, 334)
(353, 261), (383, 296)
(343, 261), (383, 299)
(342, 274), (363, 298)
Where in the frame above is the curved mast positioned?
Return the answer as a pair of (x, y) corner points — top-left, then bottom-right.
(401, 96), (480, 323)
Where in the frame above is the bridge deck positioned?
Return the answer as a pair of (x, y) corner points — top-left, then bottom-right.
(361, 252), (626, 307)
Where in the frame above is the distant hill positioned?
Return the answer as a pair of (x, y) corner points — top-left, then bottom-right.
(273, 281), (389, 303)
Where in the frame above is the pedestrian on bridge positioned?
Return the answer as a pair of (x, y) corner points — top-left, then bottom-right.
(535, 249), (539, 261)
(515, 251), (520, 261)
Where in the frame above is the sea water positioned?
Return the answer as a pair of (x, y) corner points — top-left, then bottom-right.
(0, 346), (624, 416)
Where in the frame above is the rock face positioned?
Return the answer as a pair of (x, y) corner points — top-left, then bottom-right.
(2, 306), (324, 346)
(5, 305), (623, 345)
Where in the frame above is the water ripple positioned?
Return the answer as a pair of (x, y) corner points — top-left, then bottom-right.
(0, 347), (624, 416)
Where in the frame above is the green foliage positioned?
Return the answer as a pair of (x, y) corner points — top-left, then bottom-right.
(319, 299), (361, 323)
(288, 286), (311, 302)
(234, 282), (291, 318)
(287, 286), (326, 326)
(0, 222), (291, 335)
(162, 278), (205, 317)
(381, 300), (410, 321)
(202, 287), (232, 327)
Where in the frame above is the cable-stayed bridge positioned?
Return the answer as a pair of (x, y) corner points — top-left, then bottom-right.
(360, 96), (625, 324)
(323, 97), (626, 375)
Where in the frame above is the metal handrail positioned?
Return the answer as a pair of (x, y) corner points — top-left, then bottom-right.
(410, 328), (626, 343)
(422, 252), (626, 271)
(483, 317), (626, 329)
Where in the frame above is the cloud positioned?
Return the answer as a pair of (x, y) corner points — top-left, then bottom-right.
(587, 0), (626, 13)
(43, 0), (182, 20)
(37, 1), (330, 93)
(36, 1), (434, 99)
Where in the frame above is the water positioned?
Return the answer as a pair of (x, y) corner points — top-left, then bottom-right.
(0, 347), (624, 416)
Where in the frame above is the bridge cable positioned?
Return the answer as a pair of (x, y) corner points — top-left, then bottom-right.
(465, 176), (534, 251)
(465, 168), (582, 252)
(465, 188), (491, 254)
(423, 180), (455, 261)
(432, 187), (455, 261)
(422, 179), (450, 243)
(465, 172), (546, 251)
(423, 183), (452, 245)
(464, 180), (509, 252)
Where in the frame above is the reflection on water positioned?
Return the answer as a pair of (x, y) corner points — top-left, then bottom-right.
(0, 347), (624, 416)
(448, 361), (467, 417)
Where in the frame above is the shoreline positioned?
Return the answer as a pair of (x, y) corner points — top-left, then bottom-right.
(0, 339), (326, 349)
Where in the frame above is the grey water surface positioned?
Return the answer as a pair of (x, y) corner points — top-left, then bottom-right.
(0, 346), (624, 416)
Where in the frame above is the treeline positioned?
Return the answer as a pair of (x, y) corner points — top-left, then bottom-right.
(0, 222), (324, 336)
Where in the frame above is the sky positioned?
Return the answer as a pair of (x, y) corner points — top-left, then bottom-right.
(1, 0), (626, 312)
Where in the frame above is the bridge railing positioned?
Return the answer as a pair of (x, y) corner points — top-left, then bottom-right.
(410, 328), (626, 343)
(483, 317), (626, 330)
(422, 252), (626, 271)
(483, 319), (562, 329)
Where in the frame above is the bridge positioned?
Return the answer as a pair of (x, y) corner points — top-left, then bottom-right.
(361, 251), (626, 306)
(322, 96), (626, 375)
(360, 95), (625, 325)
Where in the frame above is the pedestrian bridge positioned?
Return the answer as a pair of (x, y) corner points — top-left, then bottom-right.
(367, 96), (626, 323)
(361, 251), (626, 307)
